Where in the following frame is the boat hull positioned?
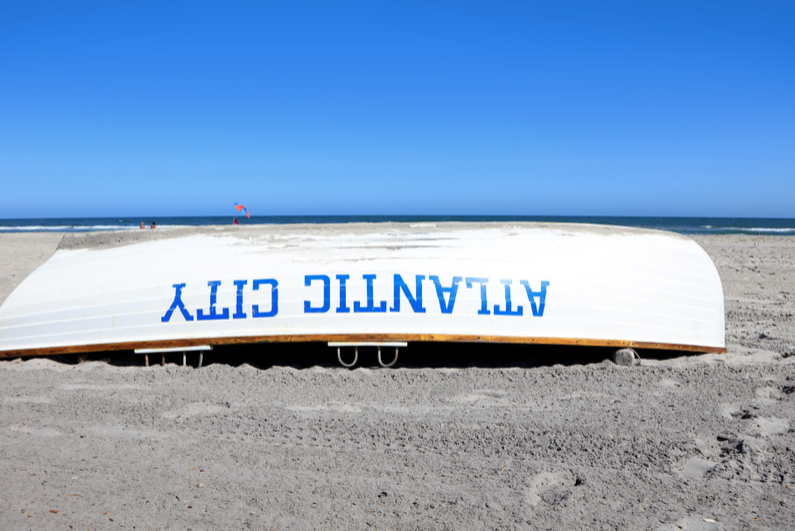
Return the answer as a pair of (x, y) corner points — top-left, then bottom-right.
(0, 223), (726, 357)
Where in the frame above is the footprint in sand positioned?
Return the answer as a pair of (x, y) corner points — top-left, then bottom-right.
(680, 458), (717, 479)
(521, 470), (575, 514)
(754, 417), (789, 435)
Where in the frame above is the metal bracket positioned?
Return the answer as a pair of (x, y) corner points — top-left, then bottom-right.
(328, 342), (407, 369)
(377, 346), (399, 368)
(337, 346), (358, 368)
(134, 345), (213, 368)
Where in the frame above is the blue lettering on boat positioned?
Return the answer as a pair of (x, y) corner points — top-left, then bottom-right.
(354, 274), (387, 313)
(160, 275), (549, 322)
(391, 274), (425, 313)
(252, 279), (278, 318)
(196, 280), (229, 321)
(304, 275), (330, 313)
(160, 283), (194, 322)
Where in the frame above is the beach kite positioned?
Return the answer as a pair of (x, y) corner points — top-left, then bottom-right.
(234, 203), (250, 219)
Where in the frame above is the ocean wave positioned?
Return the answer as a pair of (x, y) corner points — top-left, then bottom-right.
(0, 226), (73, 231)
(2, 217), (794, 234)
(724, 227), (795, 233)
(0, 224), (195, 232)
(0, 225), (137, 231)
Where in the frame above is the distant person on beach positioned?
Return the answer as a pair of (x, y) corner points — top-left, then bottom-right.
(233, 217), (239, 225)
(140, 221), (145, 229)
(150, 222), (156, 229)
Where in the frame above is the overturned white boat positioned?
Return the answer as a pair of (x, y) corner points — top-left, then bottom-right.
(0, 223), (725, 364)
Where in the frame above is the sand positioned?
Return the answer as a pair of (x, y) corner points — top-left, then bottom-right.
(0, 229), (793, 530)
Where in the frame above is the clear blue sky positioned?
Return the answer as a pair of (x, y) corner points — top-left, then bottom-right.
(1, 1), (793, 218)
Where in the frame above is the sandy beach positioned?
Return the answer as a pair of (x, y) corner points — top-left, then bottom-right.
(0, 228), (793, 530)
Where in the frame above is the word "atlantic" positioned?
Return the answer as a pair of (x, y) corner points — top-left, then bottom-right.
(161, 274), (549, 322)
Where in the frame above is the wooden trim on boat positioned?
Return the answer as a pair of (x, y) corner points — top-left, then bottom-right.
(0, 333), (727, 359)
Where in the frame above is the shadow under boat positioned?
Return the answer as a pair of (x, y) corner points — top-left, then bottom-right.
(42, 341), (697, 370)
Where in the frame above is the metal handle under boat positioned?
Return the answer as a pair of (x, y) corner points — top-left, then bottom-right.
(329, 342), (407, 369)
(337, 346), (358, 368)
(377, 346), (399, 368)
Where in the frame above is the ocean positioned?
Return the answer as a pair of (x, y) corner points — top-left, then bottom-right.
(1, 216), (794, 235)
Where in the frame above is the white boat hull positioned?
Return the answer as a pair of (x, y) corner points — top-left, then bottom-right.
(0, 223), (726, 357)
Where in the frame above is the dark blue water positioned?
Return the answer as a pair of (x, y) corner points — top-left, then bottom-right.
(1, 216), (794, 235)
